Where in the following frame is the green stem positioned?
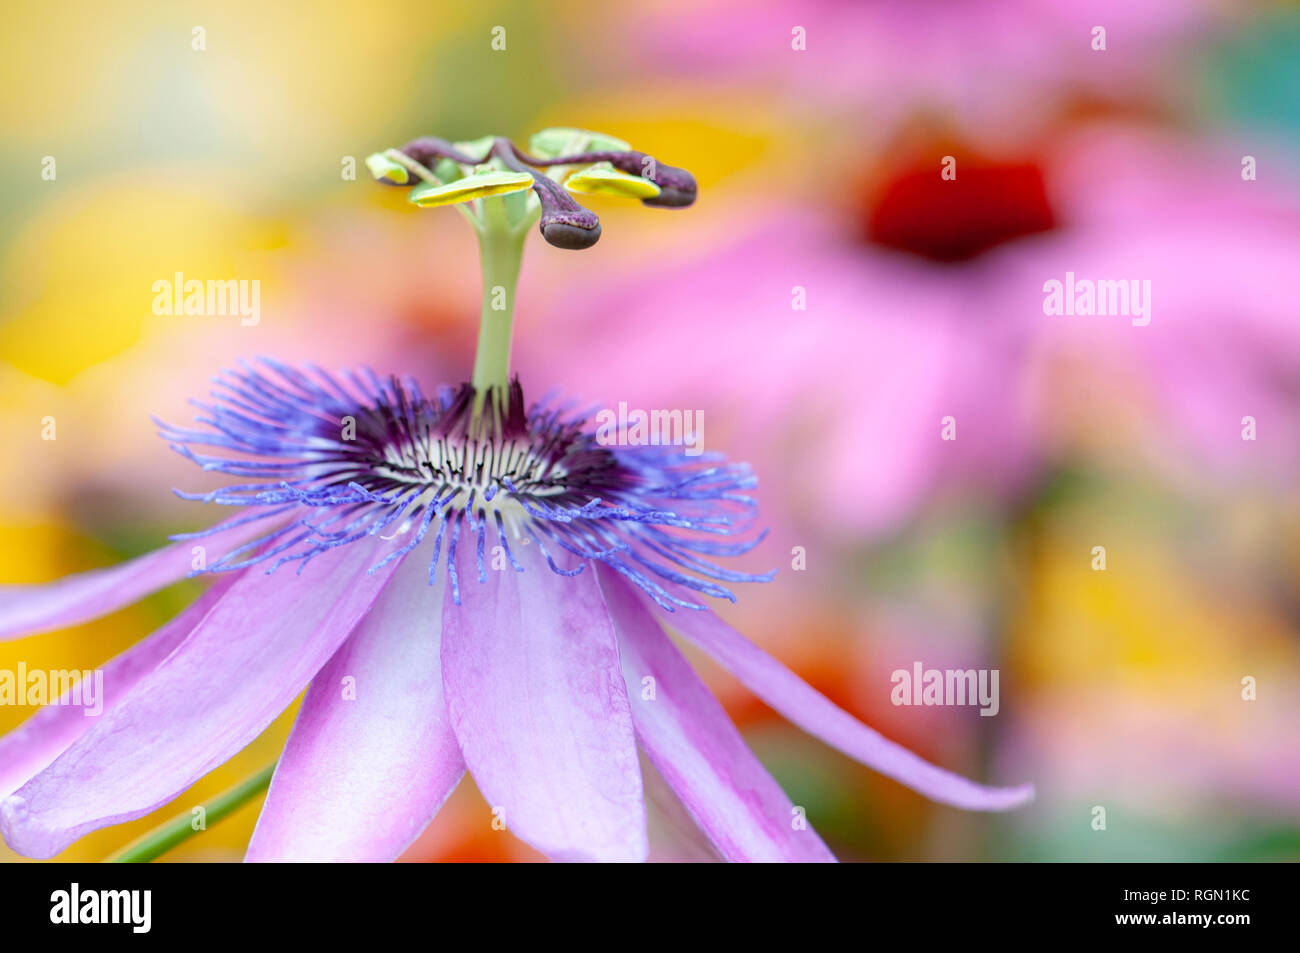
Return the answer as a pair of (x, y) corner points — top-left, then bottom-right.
(107, 762), (276, 863)
(470, 196), (527, 407)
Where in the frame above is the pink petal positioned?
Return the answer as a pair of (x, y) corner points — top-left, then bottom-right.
(0, 539), (401, 859)
(0, 516), (279, 641)
(0, 577), (232, 800)
(441, 547), (647, 862)
(246, 553), (464, 862)
(649, 592), (1035, 812)
(640, 754), (721, 863)
(600, 568), (836, 862)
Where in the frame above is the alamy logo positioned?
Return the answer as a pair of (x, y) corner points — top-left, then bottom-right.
(152, 272), (260, 326)
(594, 402), (704, 457)
(1042, 271), (1151, 326)
(890, 662), (1000, 716)
(50, 883), (151, 933)
(0, 664), (103, 716)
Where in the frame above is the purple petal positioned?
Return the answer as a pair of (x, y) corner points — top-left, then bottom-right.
(599, 568), (836, 862)
(0, 539), (402, 859)
(0, 516), (278, 642)
(441, 546), (647, 862)
(648, 592), (1034, 812)
(246, 553), (464, 862)
(0, 577), (233, 800)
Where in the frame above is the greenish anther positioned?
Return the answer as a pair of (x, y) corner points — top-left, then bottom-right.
(365, 128), (698, 417)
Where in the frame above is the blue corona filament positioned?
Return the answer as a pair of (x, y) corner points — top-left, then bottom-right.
(159, 359), (773, 609)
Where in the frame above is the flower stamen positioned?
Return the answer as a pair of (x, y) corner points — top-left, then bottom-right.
(163, 362), (771, 608)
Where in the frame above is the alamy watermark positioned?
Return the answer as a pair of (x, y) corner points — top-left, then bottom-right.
(152, 272), (260, 326)
(1042, 271), (1151, 326)
(594, 402), (704, 456)
(0, 664), (103, 716)
(890, 662), (1000, 716)
(50, 884), (150, 933)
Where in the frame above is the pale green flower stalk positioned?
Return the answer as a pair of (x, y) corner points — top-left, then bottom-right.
(366, 128), (692, 419)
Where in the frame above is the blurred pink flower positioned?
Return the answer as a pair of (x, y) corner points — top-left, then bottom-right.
(522, 125), (1300, 541)
(626, 0), (1229, 141)
(985, 126), (1300, 480)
